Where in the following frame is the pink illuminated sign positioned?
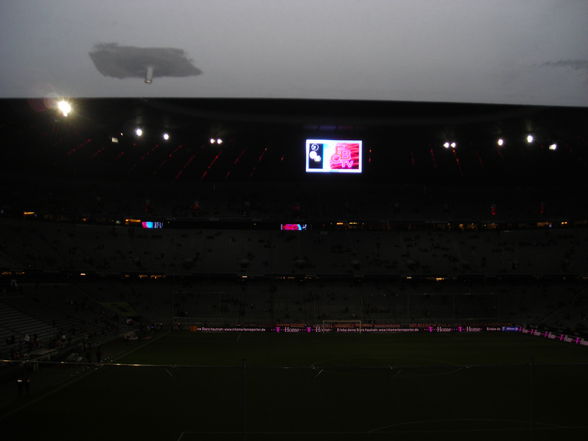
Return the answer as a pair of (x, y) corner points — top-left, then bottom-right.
(280, 224), (308, 231)
(183, 323), (587, 347)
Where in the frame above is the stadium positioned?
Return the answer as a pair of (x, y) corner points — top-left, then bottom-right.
(1, 1), (588, 440)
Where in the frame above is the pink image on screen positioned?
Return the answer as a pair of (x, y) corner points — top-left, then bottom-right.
(281, 224), (301, 231)
(330, 143), (359, 170)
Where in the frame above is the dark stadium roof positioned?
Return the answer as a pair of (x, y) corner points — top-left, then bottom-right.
(0, 98), (587, 185)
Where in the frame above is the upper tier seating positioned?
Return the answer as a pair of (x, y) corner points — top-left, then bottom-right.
(1, 219), (587, 276)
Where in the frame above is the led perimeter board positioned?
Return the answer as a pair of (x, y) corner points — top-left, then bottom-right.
(305, 139), (362, 174)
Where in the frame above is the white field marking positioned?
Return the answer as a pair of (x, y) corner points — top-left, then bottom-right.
(406, 357), (463, 368)
(390, 366), (465, 378)
(311, 354), (462, 368)
(173, 426), (588, 437)
(368, 417), (564, 434)
(308, 365), (463, 379)
(366, 425), (588, 434)
(0, 331), (170, 422)
(180, 432), (368, 437)
(112, 331), (171, 362)
(388, 366), (402, 377)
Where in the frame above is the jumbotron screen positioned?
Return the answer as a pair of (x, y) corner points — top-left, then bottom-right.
(305, 139), (362, 174)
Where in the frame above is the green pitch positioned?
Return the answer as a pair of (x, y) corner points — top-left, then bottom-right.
(2, 331), (588, 441)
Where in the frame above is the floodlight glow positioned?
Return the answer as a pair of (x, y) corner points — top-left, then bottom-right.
(162, 132), (170, 141)
(217, 138), (223, 145)
(443, 142), (450, 149)
(549, 143), (557, 151)
(57, 100), (72, 117)
(210, 138), (216, 144)
(497, 138), (504, 146)
(450, 142), (457, 148)
(526, 134), (534, 144)
(135, 128), (143, 137)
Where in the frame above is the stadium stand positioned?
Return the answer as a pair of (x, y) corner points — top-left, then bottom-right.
(1, 218), (587, 276)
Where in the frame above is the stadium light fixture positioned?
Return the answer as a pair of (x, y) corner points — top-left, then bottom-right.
(443, 142), (450, 149)
(57, 99), (72, 117)
(145, 65), (154, 84)
(135, 128), (143, 137)
(217, 138), (223, 145)
(549, 143), (557, 151)
(497, 138), (505, 146)
(209, 138), (216, 144)
(162, 132), (170, 141)
(450, 142), (457, 148)
(526, 134), (534, 144)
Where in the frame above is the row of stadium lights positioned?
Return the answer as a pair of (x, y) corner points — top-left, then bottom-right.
(134, 131), (553, 150)
(132, 127), (223, 144)
(443, 135), (557, 151)
(57, 100), (223, 145)
(57, 100), (556, 151)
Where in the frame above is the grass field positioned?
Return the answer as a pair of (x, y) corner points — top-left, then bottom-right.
(2, 331), (588, 441)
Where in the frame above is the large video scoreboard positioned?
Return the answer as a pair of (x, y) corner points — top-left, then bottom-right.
(305, 139), (362, 174)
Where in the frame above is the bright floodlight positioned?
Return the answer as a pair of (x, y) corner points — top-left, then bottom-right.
(162, 132), (170, 141)
(135, 128), (143, 137)
(217, 138), (223, 145)
(450, 142), (457, 148)
(526, 134), (534, 144)
(549, 143), (557, 151)
(209, 138), (216, 144)
(443, 142), (450, 149)
(57, 100), (72, 117)
(497, 138), (504, 146)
